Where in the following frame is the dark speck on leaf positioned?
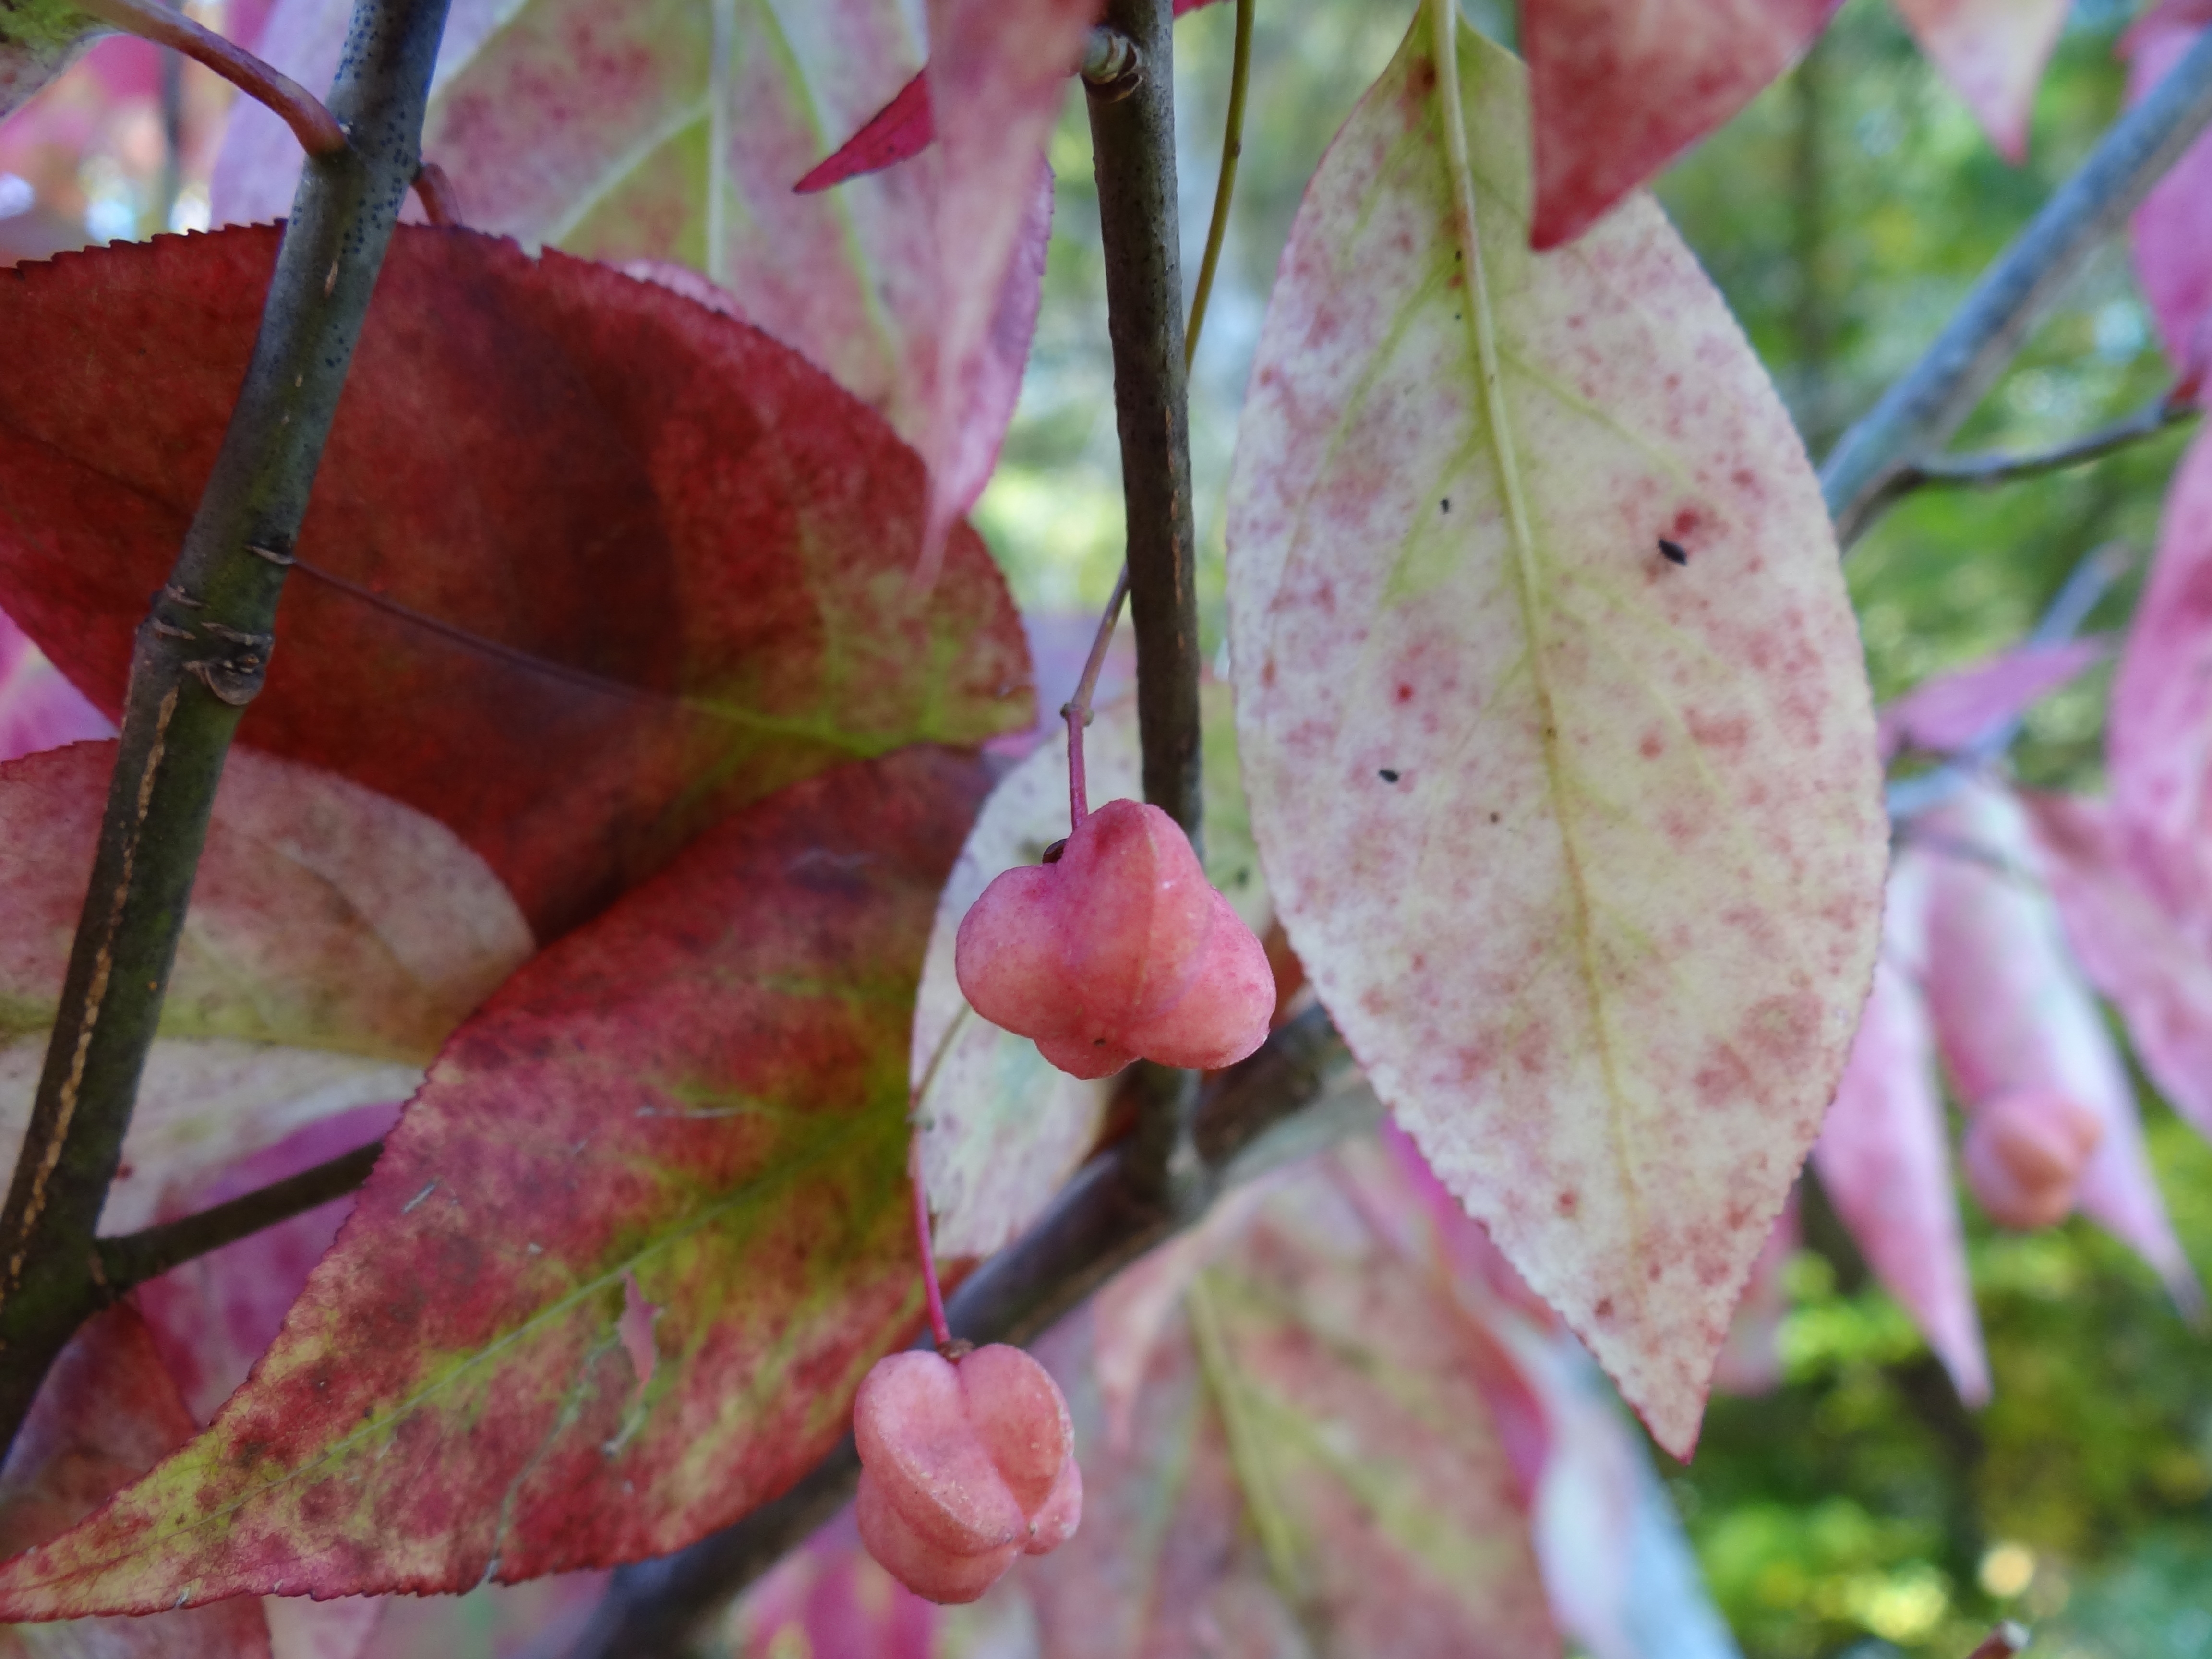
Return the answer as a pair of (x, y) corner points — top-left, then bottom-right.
(1041, 837), (1068, 864)
(1379, 769), (1401, 783)
(1659, 537), (1689, 566)
(1441, 498), (1451, 513)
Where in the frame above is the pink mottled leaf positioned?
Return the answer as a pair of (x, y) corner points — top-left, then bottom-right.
(0, 228), (1030, 938)
(1710, 1195), (1797, 1397)
(1876, 636), (2107, 763)
(730, 1509), (936, 1659)
(1521, 0), (1838, 249)
(1015, 1154), (1560, 1659)
(1226, 11), (1886, 1456)
(0, 749), (989, 1613)
(1891, 0), (2069, 161)
(0, 608), (108, 764)
(2026, 790), (2212, 1219)
(0, 741), (531, 1067)
(2110, 429), (2212, 851)
(1813, 853), (1991, 1405)
(1922, 783), (2200, 1306)
(0, 1307), (272, 1657)
(2125, 0), (2212, 373)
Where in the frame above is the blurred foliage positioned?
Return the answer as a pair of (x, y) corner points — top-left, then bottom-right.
(983, 0), (2212, 1653)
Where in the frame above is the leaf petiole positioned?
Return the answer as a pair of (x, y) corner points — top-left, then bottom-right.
(73, 0), (349, 158)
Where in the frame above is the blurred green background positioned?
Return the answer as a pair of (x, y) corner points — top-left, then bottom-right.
(975, 0), (2212, 1653)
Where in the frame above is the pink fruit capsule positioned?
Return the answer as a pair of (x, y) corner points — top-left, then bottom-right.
(1963, 1086), (2104, 1231)
(954, 798), (1273, 1079)
(852, 1343), (1082, 1603)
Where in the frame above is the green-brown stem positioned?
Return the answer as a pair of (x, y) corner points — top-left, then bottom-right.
(0, 0), (453, 1460)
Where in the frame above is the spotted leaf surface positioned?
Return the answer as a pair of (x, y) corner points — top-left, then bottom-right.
(1225, 9), (1886, 1455)
(914, 686), (1264, 1258)
(1008, 1155), (1560, 1659)
(1520, 0), (1837, 249)
(2125, 0), (2212, 373)
(0, 749), (990, 1611)
(0, 228), (1030, 938)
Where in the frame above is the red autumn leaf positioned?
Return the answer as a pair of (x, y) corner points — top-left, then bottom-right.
(795, 0), (1227, 194)
(1921, 784), (2200, 1308)
(0, 748), (989, 1613)
(1876, 636), (2107, 763)
(216, 0), (1046, 541)
(1891, 0), (2069, 162)
(1813, 854), (1991, 1405)
(0, 226), (1029, 939)
(2110, 428), (2212, 851)
(1520, 0), (1839, 249)
(2124, 0), (2212, 375)
(0, 605), (108, 764)
(0, 1307), (272, 1657)
(133, 1103), (399, 1427)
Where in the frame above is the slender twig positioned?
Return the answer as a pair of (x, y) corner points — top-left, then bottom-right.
(1862, 394), (2198, 529)
(1967, 1623), (2030, 1659)
(73, 0), (348, 157)
(0, 0), (453, 1461)
(1061, 565), (1131, 831)
(1182, 0), (1253, 374)
(564, 1006), (1356, 1659)
(1088, 0), (1203, 854)
(1822, 20), (2212, 546)
(95, 1140), (385, 1293)
(908, 1141), (952, 1351)
(411, 160), (463, 226)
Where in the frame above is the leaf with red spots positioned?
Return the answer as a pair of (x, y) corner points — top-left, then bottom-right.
(2124, 0), (2212, 374)
(0, 227), (1029, 938)
(1009, 1149), (1560, 1659)
(914, 686), (1263, 1259)
(1225, 9), (1886, 1457)
(1520, 0), (1838, 249)
(1920, 783), (2200, 1308)
(0, 748), (990, 1612)
(214, 0), (1046, 539)
(1812, 853), (1991, 1405)
(1876, 636), (2107, 764)
(1891, 0), (2069, 161)
(0, 1306), (273, 1657)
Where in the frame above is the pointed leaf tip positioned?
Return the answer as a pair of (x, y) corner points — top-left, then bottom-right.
(1226, 10), (1885, 1457)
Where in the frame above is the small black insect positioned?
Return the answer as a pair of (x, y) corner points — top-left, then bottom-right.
(1041, 837), (1069, 864)
(1379, 769), (1401, 783)
(1658, 537), (1689, 566)
(1440, 497), (1451, 513)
